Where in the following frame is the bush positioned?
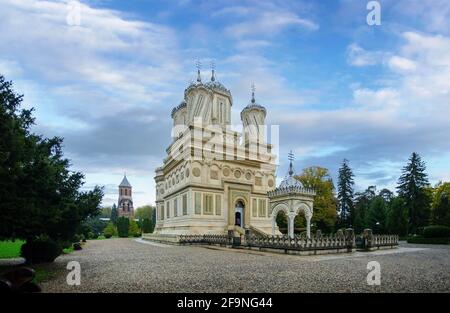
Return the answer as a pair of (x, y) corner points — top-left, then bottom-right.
(103, 222), (116, 238)
(423, 225), (450, 238)
(20, 237), (62, 264)
(117, 217), (129, 238)
(407, 236), (450, 244)
(142, 218), (153, 233)
(129, 219), (141, 237)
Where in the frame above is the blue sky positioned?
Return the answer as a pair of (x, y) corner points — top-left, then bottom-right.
(1, 0), (449, 207)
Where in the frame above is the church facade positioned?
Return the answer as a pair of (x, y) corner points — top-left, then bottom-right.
(153, 67), (315, 237)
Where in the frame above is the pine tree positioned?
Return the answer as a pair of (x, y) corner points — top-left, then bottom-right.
(337, 159), (355, 228)
(397, 152), (431, 234)
(111, 203), (118, 225)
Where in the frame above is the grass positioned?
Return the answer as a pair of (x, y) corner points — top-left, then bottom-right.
(0, 264), (58, 285)
(0, 240), (25, 259)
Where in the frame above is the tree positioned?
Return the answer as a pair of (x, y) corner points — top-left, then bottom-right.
(116, 217), (129, 237)
(367, 196), (387, 233)
(432, 182), (450, 227)
(128, 219), (141, 237)
(397, 152), (431, 234)
(142, 218), (153, 233)
(135, 205), (154, 220)
(386, 197), (408, 236)
(103, 222), (117, 238)
(337, 159), (355, 228)
(296, 166), (337, 233)
(0, 75), (103, 245)
(111, 203), (118, 225)
(100, 206), (112, 218)
(379, 188), (394, 203)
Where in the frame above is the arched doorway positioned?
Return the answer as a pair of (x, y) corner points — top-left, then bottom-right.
(234, 200), (245, 227)
(275, 210), (288, 235)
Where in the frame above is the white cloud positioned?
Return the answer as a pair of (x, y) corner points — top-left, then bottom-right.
(225, 11), (318, 39)
(346, 44), (384, 66)
(388, 56), (416, 72)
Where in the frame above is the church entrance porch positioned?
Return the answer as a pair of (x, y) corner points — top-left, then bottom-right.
(234, 200), (245, 227)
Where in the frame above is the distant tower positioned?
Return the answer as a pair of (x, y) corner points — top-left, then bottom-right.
(118, 174), (134, 217)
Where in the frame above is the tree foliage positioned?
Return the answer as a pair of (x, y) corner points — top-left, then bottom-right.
(134, 205), (154, 220)
(110, 203), (118, 225)
(0, 75), (103, 243)
(337, 159), (354, 228)
(116, 217), (129, 237)
(296, 166), (337, 233)
(397, 152), (431, 234)
(432, 182), (450, 227)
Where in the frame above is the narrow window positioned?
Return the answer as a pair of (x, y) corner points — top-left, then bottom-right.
(258, 199), (265, 217)
(166, 201), (170, 218)
(203, 194), (213, 215)
(215, 194), (221, 215)
(183, 194), (188, 215)
(174, 198), (178, 217)
(252, 199), (257, 217)
(194, 192), (201, 214)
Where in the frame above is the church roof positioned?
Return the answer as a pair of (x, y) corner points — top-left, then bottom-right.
(241, 89), (266, 117)
(119, 175), (131, 187)
(267, 151), (315, 198)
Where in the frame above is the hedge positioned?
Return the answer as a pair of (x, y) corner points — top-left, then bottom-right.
(407, 237), (450, 244)
(423, 225), (450, 238)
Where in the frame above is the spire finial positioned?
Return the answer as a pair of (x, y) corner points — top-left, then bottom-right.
(195, 59), (202, 83)
(251, 83), (256, 103)
(210, 60), (215, 82)
(288, 150), (294, 176)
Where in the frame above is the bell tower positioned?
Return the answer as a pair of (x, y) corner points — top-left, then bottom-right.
(118, 174), (134, 217)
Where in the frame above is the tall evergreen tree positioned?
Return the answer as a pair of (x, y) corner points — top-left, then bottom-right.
(337, 159), (355, 228)
(397, 152), (431, 234)
(111, 203), (118, 225)
(0, 74), (103, 243)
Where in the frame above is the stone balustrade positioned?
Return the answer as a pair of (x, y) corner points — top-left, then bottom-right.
(244, 232), (353, 253)
(360, 229), (399, 250)
(179, 234), (231, 245)
(267, 185), (316, 197)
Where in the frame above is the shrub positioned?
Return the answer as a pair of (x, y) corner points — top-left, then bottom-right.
(142, 218), (153, 233)
(423, 225), (450, 238)
(407, 236), (450, 244)
(117, 217), (129, 238)
(129, 219), (141, 237)
(20, 237), (62, 264)
(103, 222), (116, 238)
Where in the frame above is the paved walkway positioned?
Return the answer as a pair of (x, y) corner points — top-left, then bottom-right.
(40, 238), (450, 292)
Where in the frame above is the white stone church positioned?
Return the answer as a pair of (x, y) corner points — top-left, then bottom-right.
(153, 67), (315, 238)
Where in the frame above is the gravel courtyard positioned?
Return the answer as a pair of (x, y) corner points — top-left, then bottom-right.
(40, 238), (450, 293)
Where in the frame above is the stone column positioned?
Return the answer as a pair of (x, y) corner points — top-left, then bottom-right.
(288, 214), (295, 238)
(272, 215), (276, 236)
(306, 215), (312, 239)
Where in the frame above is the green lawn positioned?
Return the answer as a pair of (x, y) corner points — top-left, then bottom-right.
(0, 240), (25, 259)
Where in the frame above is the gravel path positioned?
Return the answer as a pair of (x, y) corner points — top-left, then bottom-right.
(40, 238), (450, 293)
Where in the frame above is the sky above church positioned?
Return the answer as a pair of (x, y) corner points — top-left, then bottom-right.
(1, 0), (449, 207)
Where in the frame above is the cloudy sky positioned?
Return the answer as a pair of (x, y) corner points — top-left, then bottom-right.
(1, 0), (449, 207)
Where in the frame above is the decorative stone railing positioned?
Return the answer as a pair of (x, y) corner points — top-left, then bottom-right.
(178, 234), (231, 245)
(245, 229), (355, 253)
(359, 229), (399, 250)
(267, 186), (316, 197)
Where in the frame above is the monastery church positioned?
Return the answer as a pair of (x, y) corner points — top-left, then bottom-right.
(153, 67), (315, 238)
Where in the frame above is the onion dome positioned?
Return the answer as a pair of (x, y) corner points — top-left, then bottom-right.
(240, 87), (266, 119)
(171, 100), (187, 118)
